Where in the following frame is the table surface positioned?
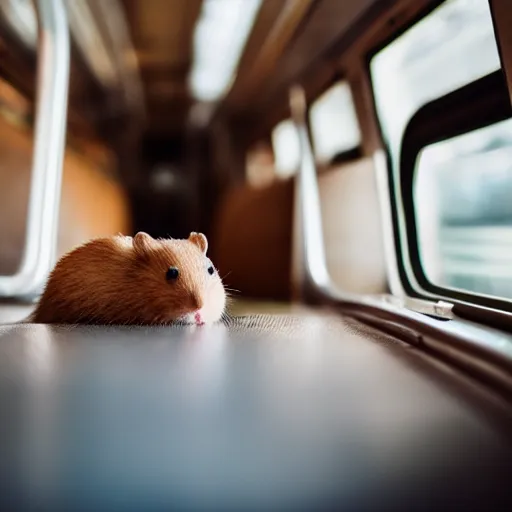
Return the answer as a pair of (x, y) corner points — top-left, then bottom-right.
(0, 310), (511, 511)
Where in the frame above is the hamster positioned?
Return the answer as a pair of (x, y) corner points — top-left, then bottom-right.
(31, 232), (227, 326)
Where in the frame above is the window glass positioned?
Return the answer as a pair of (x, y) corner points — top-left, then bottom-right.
(0, 0), (37, 48)
(246, 141), (275, 188)
(371, 0), (501, 167)
(309, 81), (361, 164)
(271, 119), (300, 178)
(370, 0), (507, 301)
(415, 119), (512, 299)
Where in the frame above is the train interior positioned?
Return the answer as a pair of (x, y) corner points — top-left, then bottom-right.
(1, 0), (512, 509)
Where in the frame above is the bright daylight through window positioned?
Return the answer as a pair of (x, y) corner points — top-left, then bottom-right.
(370, 0), (512, 300)
(272, 119), (300, 178)
(309, 81), (361, 165)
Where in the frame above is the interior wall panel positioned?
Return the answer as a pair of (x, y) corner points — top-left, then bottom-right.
(0, 116), (131, 275)
(211, 157), (387, 300)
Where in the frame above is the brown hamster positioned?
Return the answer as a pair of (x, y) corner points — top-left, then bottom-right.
(31, 232), (227, 325)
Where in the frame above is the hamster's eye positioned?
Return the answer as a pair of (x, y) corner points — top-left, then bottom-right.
(166, 267), (179, 281)
(206, 258), (215, 276)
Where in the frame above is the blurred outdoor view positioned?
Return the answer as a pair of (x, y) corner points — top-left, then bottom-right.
(371, 0), (512, 299)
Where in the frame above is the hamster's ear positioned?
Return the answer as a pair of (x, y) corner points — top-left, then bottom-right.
(188, 232), (208, 254)
(133, 232), (153, 259)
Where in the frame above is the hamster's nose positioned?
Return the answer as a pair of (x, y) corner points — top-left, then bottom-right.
(190, 293), (204, 311)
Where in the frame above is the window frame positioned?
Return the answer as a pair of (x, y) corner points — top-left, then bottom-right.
(400, 70), (512, 312)
(363, 0), (504, 292)
(364, 0), (512, 326)
(364, 0), (452, 299)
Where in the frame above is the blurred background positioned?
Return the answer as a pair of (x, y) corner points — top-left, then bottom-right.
(0, 0), (511, 306)
(0, 0), (388, 307)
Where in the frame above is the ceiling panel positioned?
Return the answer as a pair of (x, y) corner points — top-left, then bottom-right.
(122, 0), (203, 134)
(223, 0), (388, 131)
(119, 0), (390, 137)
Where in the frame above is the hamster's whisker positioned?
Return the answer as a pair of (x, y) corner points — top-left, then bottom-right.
(221, 311), (233, 325)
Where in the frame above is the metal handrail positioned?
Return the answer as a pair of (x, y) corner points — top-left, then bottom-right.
(289, 85), (512, 400)
(289, 86), (330, 302)
(0, 0), (70, 298)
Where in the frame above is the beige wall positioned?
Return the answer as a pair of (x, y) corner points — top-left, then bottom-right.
(211, 179), (294, 300)
(212, 156), (387, 299)
(319, 157), (387, 294)
(0, 117), (131, 275)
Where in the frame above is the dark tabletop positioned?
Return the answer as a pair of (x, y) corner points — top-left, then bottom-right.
(0, 312), (511, 511)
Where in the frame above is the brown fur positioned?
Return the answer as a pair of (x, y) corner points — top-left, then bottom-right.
(31, 232), (226, 325)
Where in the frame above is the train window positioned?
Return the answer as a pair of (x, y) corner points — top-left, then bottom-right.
(246, 141), (275, 188)
(271, 119), (300, 178)
(371, 0), (501, 166)
(415, 118), (512, 299)
(0, 0), (36, 48)
(309, 81), (361, 165)
(369, 0), (512, 308)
